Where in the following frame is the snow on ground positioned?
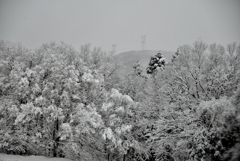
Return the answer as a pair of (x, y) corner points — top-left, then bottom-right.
(0, 154), (72, 161)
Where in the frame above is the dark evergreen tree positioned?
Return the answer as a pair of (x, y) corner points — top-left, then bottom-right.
(146, 51), (166, 74)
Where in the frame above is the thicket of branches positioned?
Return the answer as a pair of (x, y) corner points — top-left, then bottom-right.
(0, 40), (240, 161)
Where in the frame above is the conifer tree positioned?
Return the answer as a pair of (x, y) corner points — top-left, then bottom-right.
(146, 51), (166, 74)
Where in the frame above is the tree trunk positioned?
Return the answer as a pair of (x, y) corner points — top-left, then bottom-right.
(123, 154), (126, 161)
(53, 118), (59, 157)
(108, 153), (111, 161)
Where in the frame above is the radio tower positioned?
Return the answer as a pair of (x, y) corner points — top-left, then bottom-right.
(112, 44), (116, 54)
(141, 35), (146, 50)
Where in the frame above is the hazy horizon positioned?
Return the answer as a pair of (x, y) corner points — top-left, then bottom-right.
(0, 0), (240, 54)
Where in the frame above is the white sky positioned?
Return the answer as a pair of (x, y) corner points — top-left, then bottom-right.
(0, 0), (240, 54)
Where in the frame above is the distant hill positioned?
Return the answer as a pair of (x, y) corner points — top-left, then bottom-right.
(114, 50), (175, 74)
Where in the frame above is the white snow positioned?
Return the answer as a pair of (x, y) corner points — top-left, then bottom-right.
(0, 154), (72, 161)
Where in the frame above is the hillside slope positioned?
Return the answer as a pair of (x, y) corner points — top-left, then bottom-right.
(114, 50), (174, 74)
(0, 153), (72, 161)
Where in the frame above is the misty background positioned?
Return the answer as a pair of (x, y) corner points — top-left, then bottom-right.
(0, 0), (240, 54)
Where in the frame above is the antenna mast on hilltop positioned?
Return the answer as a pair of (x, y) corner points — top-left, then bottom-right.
(141, 35), (146, 50)
(112, 44), (116, 54)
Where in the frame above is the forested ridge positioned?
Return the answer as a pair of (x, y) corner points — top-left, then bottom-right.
(0, 40), (239, 161)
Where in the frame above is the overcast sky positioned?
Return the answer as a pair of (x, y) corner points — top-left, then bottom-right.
(0, 0), (240, 54)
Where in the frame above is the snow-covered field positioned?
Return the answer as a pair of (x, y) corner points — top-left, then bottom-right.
(0, 154), (72, 161)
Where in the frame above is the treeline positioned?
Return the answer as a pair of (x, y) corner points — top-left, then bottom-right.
(0, 40), (239, 161)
